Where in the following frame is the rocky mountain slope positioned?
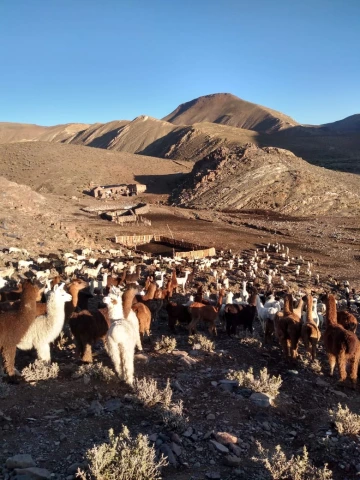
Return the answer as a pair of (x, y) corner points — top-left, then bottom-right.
(173, 144), (360, 216)
(163, 93), (298, 133)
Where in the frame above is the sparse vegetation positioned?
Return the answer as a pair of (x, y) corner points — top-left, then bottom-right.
(189, 333), (214, 352)
(253, 442), (333, 480)
(329, 403), (360, 435)
(154, 335), (177, 353)
(77, 426), (168, 480)
(21, 360), (59, 382)
(72, 362), (115, 383)
(227, 367), (282, 398)
(161, 400), (188, 431)
(133, 377), (173, 408)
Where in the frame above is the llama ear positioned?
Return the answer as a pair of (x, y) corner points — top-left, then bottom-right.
(53, 284), (59, 291)
(59, 283), (65, 290)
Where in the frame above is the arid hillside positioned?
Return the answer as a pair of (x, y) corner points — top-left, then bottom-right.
(173, 144), (360, 216)
(163, 93), (298, 133)
(0, 142), (190, 197)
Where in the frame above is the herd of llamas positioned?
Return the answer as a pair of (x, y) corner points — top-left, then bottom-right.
(0, 242), (360, 390)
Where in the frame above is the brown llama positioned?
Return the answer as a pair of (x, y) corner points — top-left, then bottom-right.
(301, 295), (321, 361)
(166, 302), (192, 332)
(64, 278), (88, 323)
(132, 302), (151, 340)
(337, 310), (357, 333)
(275, 294), (302, 359)
(323, 294), (360, 387)
(188, 290), (224, 336)
(0, 280), (40, 382)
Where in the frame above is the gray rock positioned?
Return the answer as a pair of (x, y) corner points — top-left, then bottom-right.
(316, 378), (330, 387)
(170, 442), (182, 456)
(182, 427), (193, 437)
(218, 379), (238, 386)
(205, 471), (221, 479)
(158, 433), (170, 442)
(148, 434), (158, 442)
(219, 383), (234, 392)
(207, 413), (216, 420)
(214, 432), (237, 445)
(14, 468), (52, 480)
(210, 440), (229, 453)
(88, 400), (103, 416)
(104, 398), (122, 412)
(331, 390), (348, 398)
(172, 350), (188, 357)
(67, 463), (86, 475)
(229, 444), (242, 457)
(211, 381), (218, 387)
(159, 444), (177, 467)
(250, 392), (273, 408)
(171, 380), (184, 393)
(170, 432), (182, 444)
(6, 455), (36, 470)
(203, 430), (213, 439)
(135, 353), (149, 363)
(223, 455), (242, 467)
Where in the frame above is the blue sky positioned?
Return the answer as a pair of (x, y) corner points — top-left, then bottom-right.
(0, 0), (359, 126)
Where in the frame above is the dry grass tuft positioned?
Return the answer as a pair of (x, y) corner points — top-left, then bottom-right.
(189, 333), (214, 352)
(329, 403), (360, 435)
(161, 400), (188, 431)
(253, 442), (332, 480)
(133, 377), (173, 408)
(227, 367), (282, 398)
(22, 360), (59, 382)
(154, 335), (177, 353)
(77, 426), (168, 480)
(72, 362), (115, 383)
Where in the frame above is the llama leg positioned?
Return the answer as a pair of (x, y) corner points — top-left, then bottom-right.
(337, 350), (347, 382)
(2, 346), (18, 382)
(328, 353), (336, 376)
(135, 329), (143, 352)
(36, 343), (51, 363)
(311, 339), (317, 361)
(107, 337), (122, 378)
(121, 345), (134, 386)
(349, 354), (359, 389)
(82, 343), (93, 363)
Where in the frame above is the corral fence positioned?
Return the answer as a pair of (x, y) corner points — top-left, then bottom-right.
(114, 234), (215, 259)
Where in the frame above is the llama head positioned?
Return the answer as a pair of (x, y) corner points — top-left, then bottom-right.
(103, 287), (124, 320)
(52, 283), (72, 303)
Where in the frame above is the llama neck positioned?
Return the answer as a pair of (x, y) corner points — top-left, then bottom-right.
(46, 293), (66, 328)
(108, 300), (124, 320)
(19, 286), (38, 320)
(326, 295), (337, 326)
(283, 294), (293, 315)
(256, 295), (264, 310)
(69, 286), (79, 308)
(306, 296), (313, 323)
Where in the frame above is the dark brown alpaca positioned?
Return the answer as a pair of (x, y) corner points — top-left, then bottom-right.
(69, 307), (110, 362)
(64, 278), (88, 323)
(0, 280), (40, 382)
(337, 310), (357, 333)
(275, 294), (302, 359)
(69, 288), (139, 362)
(301, 295), (321, 361)
(323, 294), (360, 387)
(166, 302), (191, 332)
(188, 289), (224, 336)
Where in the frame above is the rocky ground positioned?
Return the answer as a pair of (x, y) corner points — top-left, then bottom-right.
(1, 300), (360, 480)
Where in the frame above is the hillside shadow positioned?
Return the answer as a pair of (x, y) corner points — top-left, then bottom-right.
(138, 128), (189, 157)
(134, 173), (189, 194)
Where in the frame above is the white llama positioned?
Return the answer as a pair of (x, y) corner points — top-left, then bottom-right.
(104, 288), (142, 386)
(17, 283), (72, 362)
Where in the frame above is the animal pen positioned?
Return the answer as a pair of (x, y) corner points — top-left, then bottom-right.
(114, 234), (216, 259)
